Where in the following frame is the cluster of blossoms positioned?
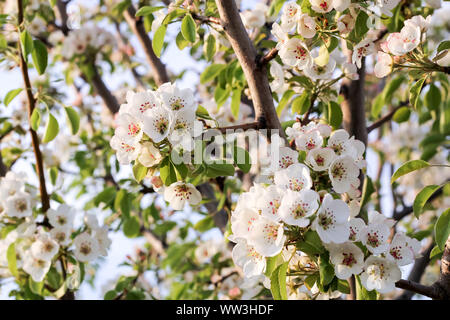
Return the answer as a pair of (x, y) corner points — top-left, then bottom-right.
(373, 14), (445, 77)
(229, 125), (421, 296)
(61, 25), (115, 60)
(0, 172), (111, 282)
(110, 82), (203, 211)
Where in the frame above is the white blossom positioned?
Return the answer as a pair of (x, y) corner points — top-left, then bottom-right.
(360, 256), (401, 293)
(163, 182), (202, 210)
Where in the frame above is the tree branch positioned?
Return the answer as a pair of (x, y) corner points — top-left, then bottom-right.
(197, 183), (228, 233)
(18, 0), (50, 213)
(0, 151), (7, 177)
(367, 101), (409, 133)
(123, 5), (170, 86)
(215, 0), (285, 139)
(258, 48), (278, 66)
(191, 13), (221, 25)
(393, 186), (444, 221)
(88, 65), (120, 114)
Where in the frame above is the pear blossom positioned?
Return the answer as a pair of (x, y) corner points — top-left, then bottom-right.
(142, 106), (173, 143)
(328, 156), (360, 194)
(254, 185), (284, 222)
(95, 226), (112, 256)
(388, 233), (420, 266)
(342, 62), (359, 80)
(279, 38), (312, 70)
(125, 90), (161, 120)
(374, 51), (394, 78)
(74, 232), (100, 262)
(47, 204), (75, 229)
(138, 142), (163, 167)
(4, 191), (32, 218)
(274, 163), (313, 191)
(231, 206), (260, 240)
(328, 242), (364, 279)
(248, 216), (286, 257)
(110, 135), (141, 165)
(333, 0), (350, 12)
(312, 194), (350, 244)
(50, 227), (72, 246)
(278, 189), (320, 227)
(295, 129), (323, 151)
(163, 182), (202, 210)
(386, 25), (421, 56)
(306, 148), (336, 171)
(349, 218), (366, 242)
(352, 39), (375, 68)
(376, 0), (401, 17)
(360, 222), (390, 254)
(158, 82), (195, 114)
(275, 146), (299, 170)
(271, 23), (289, 50)
(23, 255), (51, 282)
(310, 0), (333, 13)
(232, 238), (266, 277)
(297, 14), (316, 39)
(270, 61), (288, 96)
(30, 233), (60, 261)
(360, 256), (401, 293)
(280, 2), (300, 32)
(404, 15), (431, 33)
(304, 58), (336, 80)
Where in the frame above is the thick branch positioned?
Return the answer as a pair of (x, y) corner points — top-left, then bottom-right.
(123, 6), (170, 86)
(0, 151), (7, 177)
(215, 0), (285, 139)
(89, 66), (120, 114)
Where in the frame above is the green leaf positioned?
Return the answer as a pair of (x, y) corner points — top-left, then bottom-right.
(429, 245), (442, 259)
(425, 84), (441, 111)
(205, 162), (235, 178)
(181, 14), (196, 43)
(30, 107), (40, 131)
(123, 216), (141, 238)
(104, 290), (118, 300)
(214, 86), (231, 107)
(391, 160), (430, 184)
(270, 262), (289, 300)
(4, 88), (23, 107)
(265, 252), (283, 277)
(371, 93), (385, 118)
(114, 189), (131, 219)
(31, 39), (48, 75)
(7, 243), (18, 278)
(64, 107), (80, 135)
(337, 279), (350, 294)
(382, 76), (405, 104)
(392, 106), (411, 123)
(435, 208), (450, 251)
(28, 277), (44, 295)
(413, 185), (441, 218)
(49, 167), (58, 185)
(200, 64), (226, 84)
(94, 186), (116, 206)
(196, 105), (213, 120)
(20, 30), (34, 59)
(204, 34), (216, 61)
(194, 216), (215, 232)
(135, 6), (164, 17)
(437, 40), (450, 53)
(296, 230), (325, 256)
(152, 25), (167, 58)
(319, 254), (334, 287)
(132, 162), (148, 183)
(231, 88), (241, 118)
(42, 113), (59, 143)
(291, 91), (310, 115)
(327, 101), (343, 129)
(175, 31), (189, 50)
(276, 89), (294, 116)
(159, 157), (177, 186)
(409, 77), (426, 110)
(233, 146), (251, 173)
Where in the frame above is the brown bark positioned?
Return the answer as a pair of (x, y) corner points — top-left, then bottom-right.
(215, 0), (285, 139)
(90, 66), (120, 114)
(124, 6), (170, 86)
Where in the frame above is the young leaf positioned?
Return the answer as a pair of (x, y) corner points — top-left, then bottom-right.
(4, 88), (23, 106)
(327, 101), (343, 129)
(409, 77), (426, 109)
(31, 39), (48, 75)
(42, 113), (59, 143)
(200, 64), (226, 84)
(204, 34), (216, 61)
(270, 262), (289, 300)
(123, 216), (141, 238)
(392, 106), (411, 123)
(152, 25), (167, 58)
(233, 146), (251, 173)
(391, 160), (430, 184)
(434, 208), (450, 251)
(30, 107), (41, 131)
(413, 185), (440, 218)
(7, 243), (18, 278)
(20, 30), (34, 59)
(181, 14), (197, 43)
(135, 6), (164, 17)
(231, 88), (241, 118)
(133, 162), (148, 183)
(64, 106), (80, 135)
(291, 91), (310, 115)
